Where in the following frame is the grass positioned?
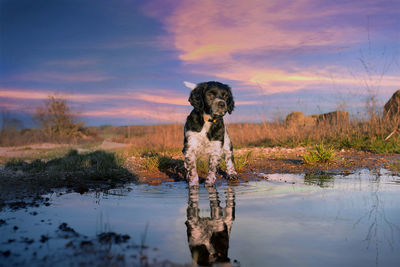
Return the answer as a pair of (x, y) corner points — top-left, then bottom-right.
(303, 144), (336, 164)
(0, 146), (78, 165)
(137, 150), (252, 177)
(141, 154), (162, 172)
(219, 151), (252, 172)
(5, 149), (132, 181)
(2, 112), (400, 154)
(100, 116), (400, 154)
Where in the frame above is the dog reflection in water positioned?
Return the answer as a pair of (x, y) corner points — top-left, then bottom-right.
(185, 186), (235, 266)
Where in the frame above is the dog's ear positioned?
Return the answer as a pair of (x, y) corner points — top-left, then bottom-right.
(188, 83), (206, 112)
(226, 85), (235, 114)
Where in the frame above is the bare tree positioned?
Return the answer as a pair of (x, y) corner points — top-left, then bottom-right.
(34, 95), (84, 139)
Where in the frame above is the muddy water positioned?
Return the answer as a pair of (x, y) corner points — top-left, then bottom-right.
(1, 169), (400, 266)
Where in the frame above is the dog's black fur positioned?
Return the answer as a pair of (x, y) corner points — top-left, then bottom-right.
(188, 81), (234, 116)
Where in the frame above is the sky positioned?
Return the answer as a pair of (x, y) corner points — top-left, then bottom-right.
(1, 0), (399, 127)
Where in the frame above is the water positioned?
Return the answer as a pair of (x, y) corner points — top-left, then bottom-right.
(1, 169), (400, 266)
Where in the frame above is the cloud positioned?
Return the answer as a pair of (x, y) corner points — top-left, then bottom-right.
(149, 0), (365, 61)
(82, 106), (187, 123)
(145, 0), (400, 94)
(214, 65), (400, 94)
(0, 87), (259, 107)
(0, 89), (51, 100)
(45, 58), (100, 67)
(15, 71), (113, 83)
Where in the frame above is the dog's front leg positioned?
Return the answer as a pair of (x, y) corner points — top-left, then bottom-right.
(206, 142), (222, 186)
(184, 149), (199, 187)
(223, 139), (238, 179)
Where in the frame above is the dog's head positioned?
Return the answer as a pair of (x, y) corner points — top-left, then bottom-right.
(188, 81), (235, 117)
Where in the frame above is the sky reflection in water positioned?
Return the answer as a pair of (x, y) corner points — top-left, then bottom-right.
(1, 169), (400, 266)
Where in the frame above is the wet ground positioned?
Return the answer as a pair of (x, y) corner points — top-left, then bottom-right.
(1, 169), (400, 266)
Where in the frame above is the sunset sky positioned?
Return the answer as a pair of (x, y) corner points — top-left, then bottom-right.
(1, 0), (399, 127)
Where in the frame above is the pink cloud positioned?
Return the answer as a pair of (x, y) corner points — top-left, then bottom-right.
(145, 0), (400, 94)
(16, 71), (113, 83)
(82, 106), (188, 123)
(0, 89), (51, 100)
(0, 88), (258, 107)
(216, 65), (400, 94)
(149, 0), (365, 62)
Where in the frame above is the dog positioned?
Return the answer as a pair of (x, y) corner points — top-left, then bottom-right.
(183, 81), (237, 187)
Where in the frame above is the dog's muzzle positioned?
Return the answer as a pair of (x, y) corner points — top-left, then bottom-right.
(212, 99), (227, 116)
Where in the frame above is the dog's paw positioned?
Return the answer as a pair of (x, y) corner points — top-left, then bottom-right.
(226, 173), (239, 181)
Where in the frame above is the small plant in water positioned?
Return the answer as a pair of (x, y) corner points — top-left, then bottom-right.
(303, 144), (336, 164)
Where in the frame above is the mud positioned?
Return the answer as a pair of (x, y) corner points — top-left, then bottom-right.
(1, 220), (180, 267)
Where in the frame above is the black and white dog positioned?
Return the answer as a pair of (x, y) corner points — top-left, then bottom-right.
(183, 81), (237, 187)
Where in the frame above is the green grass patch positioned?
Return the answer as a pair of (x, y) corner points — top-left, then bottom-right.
(365, 138), (400, 153)
(303, 144), (336, 164)
(138, 151), (251, 177)
(219, 151), (252, 172)
(5, 149), (132, 181)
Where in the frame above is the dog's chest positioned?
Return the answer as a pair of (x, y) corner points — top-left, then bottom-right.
(185, 121), (222, 154)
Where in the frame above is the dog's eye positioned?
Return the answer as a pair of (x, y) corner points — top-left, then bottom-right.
(222, 93), (228, 99)
(207, 93), (215, 99)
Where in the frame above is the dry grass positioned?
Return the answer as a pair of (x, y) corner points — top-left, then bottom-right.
(103, 124), (183, 151)
(2, 113), (399, 154)
(102, 115), (400, 153)
(0, 128), (100, 147)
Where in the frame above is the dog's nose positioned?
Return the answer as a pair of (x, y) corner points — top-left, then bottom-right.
(218, 101), (226, 108)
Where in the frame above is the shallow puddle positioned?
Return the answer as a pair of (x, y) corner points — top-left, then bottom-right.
(1, 169), (400, 266)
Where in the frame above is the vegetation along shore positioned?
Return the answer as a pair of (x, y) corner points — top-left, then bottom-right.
(1, 91), (400, 209)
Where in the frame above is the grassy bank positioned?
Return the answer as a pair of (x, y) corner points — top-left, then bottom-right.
(95, 116), (400, 154)
(1, 149), (136, 197)
(1, 111), (399, 191)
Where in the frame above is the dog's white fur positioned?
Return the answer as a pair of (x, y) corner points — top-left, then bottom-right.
(183, 81), (196, 90)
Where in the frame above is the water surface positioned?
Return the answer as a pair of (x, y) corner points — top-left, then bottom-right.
(1, 169), (400, 266)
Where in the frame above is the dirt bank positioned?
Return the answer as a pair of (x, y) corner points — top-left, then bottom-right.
(123, 146), (400, 184)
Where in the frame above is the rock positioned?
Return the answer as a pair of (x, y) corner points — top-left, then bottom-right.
(58, 223), (79, 237)
(98, 232), (130, 244)
(315, 110), (349, 126)
(285, 112), (317, 127)
(384, 90), (400, 120)
(285, 110), (349, 127)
